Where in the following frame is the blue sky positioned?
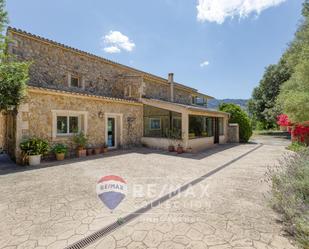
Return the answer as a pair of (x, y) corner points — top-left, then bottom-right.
(6, 0), (303, 99)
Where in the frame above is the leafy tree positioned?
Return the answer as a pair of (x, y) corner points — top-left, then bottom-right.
(248, 58), (292, 129)
(0, 0), (29, 112)
(277, 0), (309, 123)
(278, 59), (309, 122)
(219, 103), (252, 143)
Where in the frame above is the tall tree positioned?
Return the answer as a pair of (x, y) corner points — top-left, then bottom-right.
(277, 0), (309, 123)
(0, 0), (29, 112)
(248, 57), (292, 129)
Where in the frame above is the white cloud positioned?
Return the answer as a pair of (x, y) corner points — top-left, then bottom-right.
(200, 60), (210, 67)
(197, 0), (287, 24)
(102, 31), (135, 53)
(104, 46), (121, 53)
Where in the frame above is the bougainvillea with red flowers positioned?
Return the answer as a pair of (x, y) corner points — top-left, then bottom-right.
(291, 125), (309, 143)
(277, 114), (309, 144)
(277, 114), (291, 127)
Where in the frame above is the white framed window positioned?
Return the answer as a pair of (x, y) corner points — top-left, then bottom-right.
(149, 118), (161, 130)
(57, 116), (79, 135)
(52, 110), (88, 138)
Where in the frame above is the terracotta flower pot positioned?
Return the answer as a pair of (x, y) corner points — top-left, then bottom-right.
(56, 153), (65, 161)
(94, 147), (101, 155)
(77, 149), (86, 157)
(87, 148), (93, 156)
(168, 145), (175, 152)
(176, 146), (184, 154)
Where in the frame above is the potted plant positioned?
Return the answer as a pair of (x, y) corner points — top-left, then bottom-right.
(73, 132), (87, 157)
(52, 143), (67, 161)
(94, 146), (101, 155)
(176, 143), (184, 154)
(167, 129), (180, 152)
(102, 143), (108, 153)
(168, 144), (175, 152)
(86, 144), (93, 156)
(20, 138), (49, 166)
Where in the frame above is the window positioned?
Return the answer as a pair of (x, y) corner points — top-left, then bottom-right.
(189, 115), (213, 138)
(219, 118), (224, 135)
(56, 116), (79, 135)
(172, 117), (181, 131)
(206, 117), (213, 136)
(70, 76), (79, 87)
(191, 96), (197, 104)
(52, 110), (88, 138)
(149, 118), (161, 130)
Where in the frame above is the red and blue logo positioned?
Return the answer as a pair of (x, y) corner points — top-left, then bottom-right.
(96, 175), (127, 211)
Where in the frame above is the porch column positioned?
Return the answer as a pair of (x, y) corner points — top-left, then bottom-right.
(181, 111), (189, 148)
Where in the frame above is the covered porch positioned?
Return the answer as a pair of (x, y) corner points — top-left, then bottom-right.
(141, 98), (230, 152)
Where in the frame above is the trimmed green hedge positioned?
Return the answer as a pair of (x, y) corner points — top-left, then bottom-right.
(219, 103), (252, 142)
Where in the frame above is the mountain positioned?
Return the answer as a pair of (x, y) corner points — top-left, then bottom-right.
(207, 99), (249, 111)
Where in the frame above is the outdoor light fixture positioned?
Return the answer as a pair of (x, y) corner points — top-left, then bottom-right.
(98, 111), (104, 119)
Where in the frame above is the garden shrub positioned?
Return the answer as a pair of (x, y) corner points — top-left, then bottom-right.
(267, 149), (309, 248)
(219, 103), (252, 142)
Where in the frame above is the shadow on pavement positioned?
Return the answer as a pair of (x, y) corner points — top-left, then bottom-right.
(0, 143), (247, 176)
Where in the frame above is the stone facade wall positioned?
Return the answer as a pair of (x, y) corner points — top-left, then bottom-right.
(0, 113), (6, 150)
(8, 31), (195, 105)
(143, 78), (171, 101)
(174, 88), (192, 105)
(14, 90), (143, 160)
(8, 32), (128, 98)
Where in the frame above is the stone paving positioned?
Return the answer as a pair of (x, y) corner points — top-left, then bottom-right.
(87, 137), (296, 249)
(0, 135), (296, 249)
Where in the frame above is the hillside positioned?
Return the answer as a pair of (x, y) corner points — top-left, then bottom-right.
(208, 99), (248, 110)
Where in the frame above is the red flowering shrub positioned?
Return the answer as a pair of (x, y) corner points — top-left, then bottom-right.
(277, 114), (291, 127)
(291, 125), (309, 143)
(277, 114), (309, 144)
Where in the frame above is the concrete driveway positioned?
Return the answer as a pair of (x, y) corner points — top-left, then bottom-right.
(0, 135), (296, 249)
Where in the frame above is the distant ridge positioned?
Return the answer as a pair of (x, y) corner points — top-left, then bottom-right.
(208, 99), (248, 110)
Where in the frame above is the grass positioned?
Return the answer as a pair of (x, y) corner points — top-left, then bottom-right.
(266, 149), (309, 248)
(287, 142), (308, 153)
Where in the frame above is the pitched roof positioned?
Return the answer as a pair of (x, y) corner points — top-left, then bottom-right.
(142, 98), (229, 116)
(27, 86), (142, 105)
(8, 27), (211, 95)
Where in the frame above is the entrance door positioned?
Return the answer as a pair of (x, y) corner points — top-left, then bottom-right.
(214, 117), (220, 144)
(107, 117), (116, 148)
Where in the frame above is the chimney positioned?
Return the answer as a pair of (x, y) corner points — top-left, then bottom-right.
(168, 73), (174, 102)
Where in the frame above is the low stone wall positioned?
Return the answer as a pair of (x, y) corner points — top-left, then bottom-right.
(227, 123), (239, 143)
(141, 137), (182, 150)
(187, 137), (215, 152)
(0, 113), (6, 150)
(219, 135), (227, 144)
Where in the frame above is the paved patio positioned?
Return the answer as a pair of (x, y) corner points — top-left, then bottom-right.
(0, 135), (296, 249)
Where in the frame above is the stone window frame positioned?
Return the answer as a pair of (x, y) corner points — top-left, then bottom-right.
(149, 117), (161, 130)
(68, 72), (85, 89)
(124, 85), (132, 98)
(52, 110), (88, 139)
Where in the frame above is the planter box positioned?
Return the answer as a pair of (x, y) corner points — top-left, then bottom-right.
(28, 155), (41, 166)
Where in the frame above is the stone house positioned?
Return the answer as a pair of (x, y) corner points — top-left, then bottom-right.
(1, 27), (237, 162)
